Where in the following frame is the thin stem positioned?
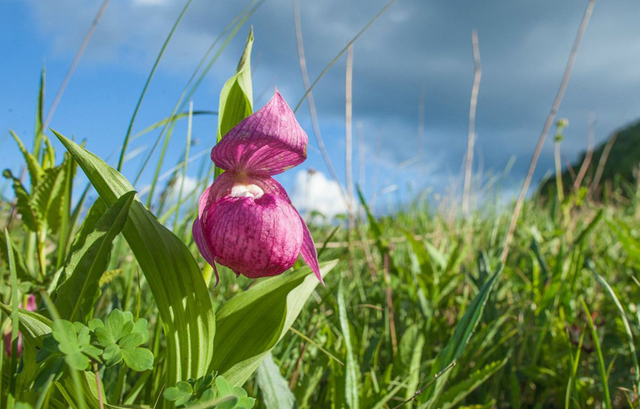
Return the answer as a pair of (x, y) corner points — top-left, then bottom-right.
(588, 132), (618, 200)
(292, 0), (351, 214)
(462, 29), (482, 216)
(555, 139), (565, 203)
(391, 361), (457, 409)
(93, 362), (105, 409)
(42, 0), (110, 131)
(293, 0), (398, 113)
(500, 0), (596, 263)
(345, 44), (355, 228)
(573, 112), (595, 191)
(117, 0), (194, 171)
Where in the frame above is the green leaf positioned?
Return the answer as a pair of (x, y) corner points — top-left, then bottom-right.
(211, 260), (337, 386)
(422, 265), (503, 408)
(122, 347), (154, 372)
(338, 279), (359, 409)
(0, 305), (103, 409)
(0, 230), (36, 282)
(30, 163), (68, 234)
(53, 130), (215, 386)
(33, 67), (45, 159)
(10, 129), (43, 187)
(256, 353), (297, 409)
(164, 381), (194, 406)
(215, 376), (255, 409)
(55, 192), (135, 321)
(436, 358), (508, 409)
(215, 28), (254, 178)
(102, 344), (123, 367)
(592, 267), (640, 393)
(404, 331), (425, 409)
(52, 320), (90, 371)
(3, 169), (38, 231)
(91, 309), (153, 371)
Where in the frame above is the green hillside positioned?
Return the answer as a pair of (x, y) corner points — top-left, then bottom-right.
(541, 119), (640, 199)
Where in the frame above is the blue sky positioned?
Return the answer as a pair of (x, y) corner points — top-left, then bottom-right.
(1, 0), (639, 214)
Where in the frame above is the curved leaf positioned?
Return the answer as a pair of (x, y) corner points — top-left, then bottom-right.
(52, 130), (215, 386)
(212, 260), (337, 386)
(55, 192), (135, 322)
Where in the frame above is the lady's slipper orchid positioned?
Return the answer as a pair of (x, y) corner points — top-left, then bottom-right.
(3, 294), (36, 356)
(193, 90), (322, 286)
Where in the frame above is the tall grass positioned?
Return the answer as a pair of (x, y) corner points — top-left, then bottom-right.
(2, 1), (640, 408)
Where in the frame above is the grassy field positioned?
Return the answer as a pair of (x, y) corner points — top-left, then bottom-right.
(2, 2), (640, 408)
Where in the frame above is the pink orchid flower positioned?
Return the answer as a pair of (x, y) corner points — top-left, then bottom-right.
(3, 294), (36, 356)
(193, 90), (322, 286)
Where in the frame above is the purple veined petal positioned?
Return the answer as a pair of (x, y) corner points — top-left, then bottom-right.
(198, 172), (236, 219)
(248, 175), (324, 284)
(192, 217), (220, 287)
(211, 89), (308, 176)
(298, 212), (324, 285)
(203, 192), (304, 279)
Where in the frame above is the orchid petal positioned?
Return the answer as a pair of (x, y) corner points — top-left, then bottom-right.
(249, 176), (323, 283)
(203, 192), (303, 278)
(211, 89), (308, 175)
(298, 213), (324, 285)
(192, 217), (219, 286)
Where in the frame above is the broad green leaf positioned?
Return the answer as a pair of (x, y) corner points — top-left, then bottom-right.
(338, 279), (359, 409)
(436, 358), (508, 409)
(53, 130), (215, 386)
(215, 28), (253, 178)
(422, 265), (503, 408)
(256, 353), (297, 409)
(55, 192), (135, 322)
(211, 260), (337, 386)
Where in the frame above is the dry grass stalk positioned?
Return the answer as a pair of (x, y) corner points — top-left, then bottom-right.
(574, 112), (596, 191)
(500, 0), (596, 263)
(346, 45), (355, 229)
(589, 132), (618, 200)
(462, 29), (482, 216)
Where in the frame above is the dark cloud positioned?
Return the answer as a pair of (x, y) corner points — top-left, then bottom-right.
(18, 0), (640, 196)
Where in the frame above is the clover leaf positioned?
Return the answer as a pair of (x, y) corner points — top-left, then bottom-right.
(50, 319), (101, 371)
(163, 374), (255, 408)
(91, 309), (153, 371)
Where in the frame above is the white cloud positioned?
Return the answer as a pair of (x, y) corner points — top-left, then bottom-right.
(290, 170), (351, 220)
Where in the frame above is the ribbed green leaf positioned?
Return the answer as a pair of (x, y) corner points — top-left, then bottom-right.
(422, 265), (503, 408)
(212, 260), (337, 386)
(52, 130), (215, 387)
(437, 358), (508, 409)
(338, 279), (359, 409)
(55, 192), (135, 322)
(256, 353), (297, 409)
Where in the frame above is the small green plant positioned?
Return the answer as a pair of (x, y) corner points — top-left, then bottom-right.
(35, 309), (153, 388)
(163, 373), (256, 408)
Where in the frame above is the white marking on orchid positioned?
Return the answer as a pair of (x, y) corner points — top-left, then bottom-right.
(230, 183), (264, 199)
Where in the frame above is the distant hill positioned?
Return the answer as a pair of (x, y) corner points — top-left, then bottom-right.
(540, 119), (640, 199)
